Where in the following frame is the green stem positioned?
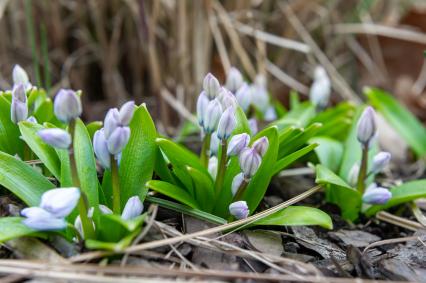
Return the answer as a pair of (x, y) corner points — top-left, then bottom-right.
(214, 139), (228, 197)
(111, 156), (121, 214)
(233, 178), (249, 202)
(200, 133), (211, 168)
(356, 146), (369, 194)
(23, 143), (31, 161)
(69, 119), (95, 240)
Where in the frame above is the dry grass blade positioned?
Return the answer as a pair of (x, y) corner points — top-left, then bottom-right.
(266, 60), (309, 95)
(0, 260), (416, 283)
(209, 9), (231, 73)
(362, 235), (423, 255)
(70, 185), (322, 262)
(160, 88), (197, 124)
(376, 211), (424, 231)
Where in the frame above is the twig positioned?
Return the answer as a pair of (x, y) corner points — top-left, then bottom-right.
(362, 235), (422, 255)
(208, 9), (231, 73)
(265, 60), (309, 95)
(376, 211), (424, 231)
(160, 88), (197, 124)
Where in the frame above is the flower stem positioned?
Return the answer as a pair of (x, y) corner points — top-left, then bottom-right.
(233, 178), (249, 201)
(68, 119), (95, 240)
(356, 146), (369, 194)
(111, 156), (121, 214)
(214, 139), (228, 197)
(200, 133), (211, 168)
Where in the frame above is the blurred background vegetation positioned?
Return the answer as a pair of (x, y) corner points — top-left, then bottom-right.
(0, 0), (425, 134)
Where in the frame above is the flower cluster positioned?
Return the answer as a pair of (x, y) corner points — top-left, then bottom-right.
(93, 101), (135, 169)
(350, 106), (392, 204)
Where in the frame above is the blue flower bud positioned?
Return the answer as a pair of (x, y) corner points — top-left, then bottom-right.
(38, 128), (72, 149)
(248, 118), (258, 135)
(252, 136), (269, 157)
(210, 132), (220, 156)
(357, 107), (377, 148)
(203, 73), (221, 100)
(208, 156), (218, 179)
(121, 196), (143, 220)
(217, 107), (236, 140)
(11, 83), (28, 124)
(203, 99), (222, 134)
(12, 65), (32, 90)
(218, 87), (238, 109)
(229, 200), (249, 219)
(362, 183), (392, 205)
(263, 106), (277, 121)
(40, 187), (81, 218)
(239, 147), (261, 178)
(26, 116), (38, 123)
(250, 84), (269, 113)
(54, 89), (82, 123)
(309, 66), (331, 110)
(99, 204), (113, 215)
(104, 108), (120, 139)
(235, 83), (251, 112)
(227, 133), (250, 156)
(21, 207), (67, 231)
(118, 101), (135, 126)
(231, 173), (245, 196)
(196, 91), (209, 126)
(93, 129), (111, 169)
(226, 67), (243, 93)
(371, 151), (391, 174)
(107, 126), (130, 155)
(347, 163), (359, 187)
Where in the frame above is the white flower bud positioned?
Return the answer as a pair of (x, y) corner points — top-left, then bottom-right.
(371, 151), (391, 174)
(347, 163), (359, 187)
(229, 201), (249, 219)
(235, 83), (251, 112)
(208, 156), (218, 179)
(196, 91), (209, 126)
(203, 73), (221, 100)
(252, 136), (269, 157)
(38, 128), (72, 149)
(210, 132), (220, 156)
(121, 196), (143, 220)
(21, 207), (67, 231)
(231, 173), (245, 196)
(362, 183), (392, 205)
(93, 129), (111, 169)
(99, 204), (113, 215)
(226, 67), (243, 93)
(357, 106), (377, 148)
(107, 126), (131, 155)
(104, 108), (120, 139)
(40, 187), (81, 218)
(26, 116), (38, 123)
(11, 83), (28, 124)
(53, 89), (82, 123)
(203, 99), (222, 134)
(250, 85), (269, 113)
(118, 101), (135, 126)
(227, 133), (250, 156)
(263, 106), (277, 121)
(12, 64), (32, 90)
(217, 107), (236, 140)
(309, 66), (331, 110)
(218, 88), (238, 109)
(239, 148), (261, 178)
(248, 118), (258, 135)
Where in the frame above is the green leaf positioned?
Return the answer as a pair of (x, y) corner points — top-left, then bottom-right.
(0, 217), (38, 242)
(146, 180), (199, 209)
(119, 104), (158, 204)
(316, 164), (361, 221)
(186, 166), (215, 212)
(272, 102), (315, 130)
(86, 229), (139, 251)
(365, 179), (426, 216)
(19, 121), (61, 179)
(73, 119), (99, 207)
(366, 87), (426, 157)
(278, 123), (322, 158)
(273, 143), (318, 175)
(310, 137), (343, 172)
(233, 106), (251, 135)
(33, 98), (53, 123)
(86, 121), (103, 140)
(253, 206), (333, 229)
(0, 151), (55, 206)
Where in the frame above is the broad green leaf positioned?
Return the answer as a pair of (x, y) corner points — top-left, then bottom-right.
(146, 180), (199, 209)
(272, 102), (315, 130)
(173, 166), (194, 196)
(0, 95), (23, 156)
(119, 104), (157, 204)
(58, 149), (72, 187)
(0, 151), (55, 206)
(366, 87), (426, 157)
(253, 206), (333, 229)
(242, 127), (279, 213)
(19, 121), (61, 179)
(316, 164), (361, 221)
(86, 121), (102, 140)
(0, 217), (38, 242)
(73, 119), (99, 207)
(365, 179), (426, 216)
(33, 98), (53, 123)
(86, 229), (139, 251)
(187, 166), (215, 212)
(233, 106), (251, 135)
(278, 123), (322, 158)
(273, 143), (318, 175)
(154, 149), (175, 184)
(310, 137), (343, 172)
(102, 214), (146, 232)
